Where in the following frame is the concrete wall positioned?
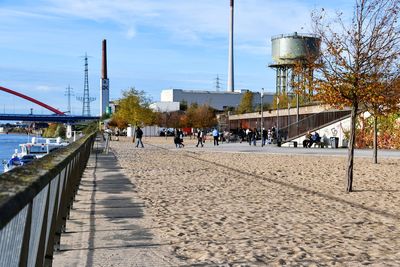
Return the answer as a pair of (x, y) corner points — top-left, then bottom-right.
(282, 116), (351, 148)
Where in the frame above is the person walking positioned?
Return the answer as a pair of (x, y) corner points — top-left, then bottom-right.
(261, 127), (267, 147)
(238, 128), (245, 143)
(174, 128), (180, 148)
(212, 128), (219, 146)
(179, 129), (185, 147)
(196, 128), (204, 147)
(252, 127), (258, 146)
(247, 128), (252, 146)
(174, 128), (184, 148)
(135, 126), (144, 148)
(271, 125), (277, 143)
(267, 128), (272, 144)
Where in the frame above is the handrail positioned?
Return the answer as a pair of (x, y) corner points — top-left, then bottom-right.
(0, 132), (97, 267)
(278, 109), (351, 141)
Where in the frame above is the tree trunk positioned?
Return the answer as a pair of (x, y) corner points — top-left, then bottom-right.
(346, 103), (358, 193)
(373, 115), (378, 164)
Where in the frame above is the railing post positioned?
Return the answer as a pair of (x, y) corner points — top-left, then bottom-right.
(35, 185), (51, 267)
(18, 203), (32, 267)
(54, 163), (71, 251)
(44, 173), (63, 267)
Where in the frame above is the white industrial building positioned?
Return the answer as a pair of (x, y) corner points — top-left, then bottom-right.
(150, 89), (274, 112)
(149, 101), (180, 112)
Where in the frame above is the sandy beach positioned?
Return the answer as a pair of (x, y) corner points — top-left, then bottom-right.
(110, 136), (400, 266)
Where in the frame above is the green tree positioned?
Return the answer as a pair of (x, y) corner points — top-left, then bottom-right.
(55, 124), (66, 139)
(42, 123), (57, 137)
(112, 87), (156, 140)
(237, 91), (254, 114)
(180, 100), (188, 111)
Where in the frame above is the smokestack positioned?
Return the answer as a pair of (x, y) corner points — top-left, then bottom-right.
(100, 39), (110, 115)
(102, 39), (107, 79)
(227, 0), (234, 92)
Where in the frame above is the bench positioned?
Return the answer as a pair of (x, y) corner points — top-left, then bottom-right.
(282, 141), (298, 147)
(302, 139), (325, 148)
(287, 141), (298, 147)
(312, 141), (325, 148)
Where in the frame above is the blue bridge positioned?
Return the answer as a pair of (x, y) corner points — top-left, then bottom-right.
(0, 114), (99, 123)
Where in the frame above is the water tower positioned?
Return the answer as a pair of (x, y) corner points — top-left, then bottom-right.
(269, 32), (320, 124)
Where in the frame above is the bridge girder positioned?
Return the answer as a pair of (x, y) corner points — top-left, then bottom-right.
(0, 86), (65, 115)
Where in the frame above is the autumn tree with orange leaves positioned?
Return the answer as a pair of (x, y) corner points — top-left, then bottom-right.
(181, 103), (217, 129)
(304, 0), (400, 192)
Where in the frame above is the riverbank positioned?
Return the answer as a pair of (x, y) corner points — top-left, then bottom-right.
(109, 137), (400, 266)
(0, 132), (30, 135)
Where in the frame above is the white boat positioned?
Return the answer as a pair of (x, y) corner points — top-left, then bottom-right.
(2, 137), (69, 173)
(18, 137), (69, 158)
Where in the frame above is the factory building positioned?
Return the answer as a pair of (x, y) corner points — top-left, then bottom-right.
(150, 89), (275, 112)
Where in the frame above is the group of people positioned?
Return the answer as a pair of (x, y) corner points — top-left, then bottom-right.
(134, 127), (220, 149)
(195, 128), (219, 147)
(108, 125), (324, 150)
(302, 131), (321, 148)
(177, 128), (221, 148)
(174, 129), (185, 148)
(109, 125), (310, 149)
(238, 126), (278, 147)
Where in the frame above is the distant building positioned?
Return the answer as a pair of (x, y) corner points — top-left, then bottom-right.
(109, 100), (118, 114)
(157, 89), (274, 111)
(149, 101), (180, 112)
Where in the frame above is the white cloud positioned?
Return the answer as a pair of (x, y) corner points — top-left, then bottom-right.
(125, 26), (136, 39)
(1, 0), (348, 49)
(35, 85), (54, 92)
(36, 0), (315, 43)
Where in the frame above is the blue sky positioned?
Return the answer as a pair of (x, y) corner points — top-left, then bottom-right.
(0, 0), (352, 115)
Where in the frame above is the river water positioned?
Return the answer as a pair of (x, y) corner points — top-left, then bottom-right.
(0, 134), (34, 174)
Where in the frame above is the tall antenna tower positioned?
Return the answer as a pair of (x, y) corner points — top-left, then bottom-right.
(77, 53), (96, 116)
(215, 75), (221, 91)
(65, 84), (74, 114)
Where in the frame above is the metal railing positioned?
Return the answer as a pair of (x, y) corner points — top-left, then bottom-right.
(0, 132), (96, 267)
(278, 109), (351, 141)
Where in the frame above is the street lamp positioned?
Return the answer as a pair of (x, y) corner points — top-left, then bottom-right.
(260, 88), (264, 132)
(276, 94), (280, 146)
(276, 95), (279, 131)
